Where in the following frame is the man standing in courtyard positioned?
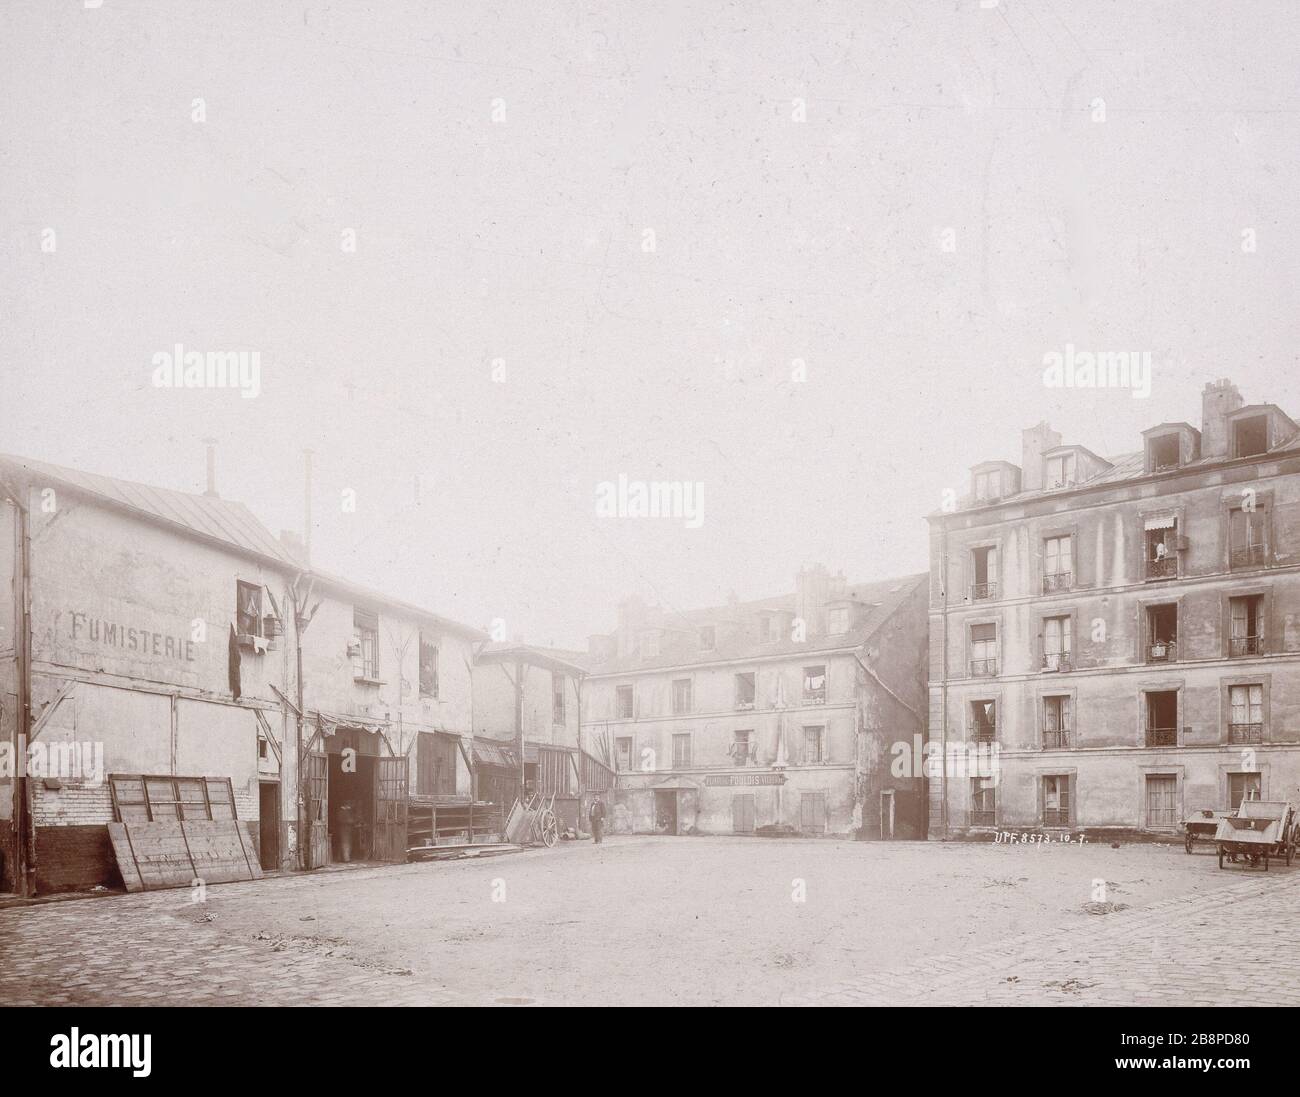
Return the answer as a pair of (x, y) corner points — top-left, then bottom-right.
(590, 796), (607, 844)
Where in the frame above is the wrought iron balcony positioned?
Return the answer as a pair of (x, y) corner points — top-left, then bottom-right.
(1146, 557), (1177, 579)
(1042, 728), (1070, 750)
(1229, 722), (1263, 745)
(1042, 572), (1072, 594)
(1230, 544), (1267, 569)
(969, 658), (998, 678)
(970, 809), (996, 827)
(972, 723), (997, 744)
(1145, 726), (1178, 747)
(1041, 652), (1072, 672)
(1229, 635), (1263, 657)
(970, 581), (998, 601)
(1147, 639), (1177, 663)
(1042, 808), (1070, 827)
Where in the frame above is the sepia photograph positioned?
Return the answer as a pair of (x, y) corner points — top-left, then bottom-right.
(1, 0), (1297, 1072)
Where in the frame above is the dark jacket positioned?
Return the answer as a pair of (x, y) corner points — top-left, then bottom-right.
(590, 801), (607, 823)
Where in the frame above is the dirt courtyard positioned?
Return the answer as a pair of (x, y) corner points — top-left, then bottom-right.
(123, 832), (1258, 1006)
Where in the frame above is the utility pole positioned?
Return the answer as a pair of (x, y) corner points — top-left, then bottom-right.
(302, 448), (314, 565)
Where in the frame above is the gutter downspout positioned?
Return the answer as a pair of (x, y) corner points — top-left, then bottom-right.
(940, 519), (950, 841)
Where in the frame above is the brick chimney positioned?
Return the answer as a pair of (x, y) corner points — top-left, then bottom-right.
(1021, 421), (1062, 491)
(1200, 378), (1243, 459)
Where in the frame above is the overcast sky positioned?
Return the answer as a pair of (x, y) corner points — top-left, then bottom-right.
(3, 1), (1298, 647)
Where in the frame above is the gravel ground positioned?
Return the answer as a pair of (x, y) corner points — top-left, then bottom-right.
(185, 834), (1245, 1006)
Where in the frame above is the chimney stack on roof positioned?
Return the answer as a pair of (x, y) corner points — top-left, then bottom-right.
(1200, 378), (1244, 459)
(1020, 421), (1062, 491)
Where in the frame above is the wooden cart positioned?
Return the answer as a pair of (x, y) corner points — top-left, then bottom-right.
(1183, 809), (1231, 853)
(1214, 799), (1297, 871)
(503, 791), (559, 848)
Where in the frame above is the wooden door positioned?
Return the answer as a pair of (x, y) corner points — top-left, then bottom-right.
(1146, 775), (1177, 829)
(373, 755), (409, 862)
(304, 752), (330, 869)
(732, 794), (755, 834)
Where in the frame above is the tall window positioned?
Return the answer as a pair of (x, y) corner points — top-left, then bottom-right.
(1145, 691), (1178, 747)
(973, 470), (1000, 501)
(699, 625), (716, 651)
(803, 725), (824, 764)
(419, 633), (439, 697)
(1042, 615), (1072, 670)
(1145, 519), (1178, 578)
(735, 671), (756, 708)
(971, 545), (997, 600)
(971, 700), (996, 743)
(1229, 595), (1265, 656)
(615, 737), (633, 772)
(1229, 507), (1267, 568)
(1229, 772), (1262, 809)
(1229, 684), (1263, 744)
(616, 684), (634, 719)
(552, 672), (566, 724)
(970, 623), (997, 677)
(1043, 696), (1070, 749)
(672, 733), (692, 768)
(1043, 536), (1072, 591)
(236, 581), (263, 637)
(800, 792), (827, 833)
(672, 678), (693, 715)
(1043, 775), (1071, 826)
(731, 730), (753, 766)
(1146, 604), (1177, 662)
(802, 665), (826, 703)
(971, 777), (996, 826)
(639, 632), (660, 658)
(1145, 775), (1177, 829)
(827, 607), (848, 634)
(353, 609), (378, 680)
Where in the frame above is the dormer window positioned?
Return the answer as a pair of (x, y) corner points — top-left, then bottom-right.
(1233, 415), (1269, 458)
(1044, 452), (1076, 490)
(1148, 433), (1180, 472)
(699, 625), (716, 651)
(973, 470), (1001, 501)
(827, 606), (849, 634)
(639, 632), (660, 659)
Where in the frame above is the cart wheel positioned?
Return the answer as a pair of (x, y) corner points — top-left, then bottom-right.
(1217, 845), (1225, 869)
(540, 810), (558, 848)
(1184, 832), (1194, 854)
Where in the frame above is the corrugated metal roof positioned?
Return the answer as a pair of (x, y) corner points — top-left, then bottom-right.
(0, 453), (303, 568)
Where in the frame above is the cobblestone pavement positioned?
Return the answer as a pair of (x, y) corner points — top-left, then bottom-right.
(785, 869), (1300, 1006)
(1, 838), (1293, 1006)
(0, 870), (457, 1007)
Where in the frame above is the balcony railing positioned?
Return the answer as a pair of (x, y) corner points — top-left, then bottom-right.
(1145, 726), (1178, 747)
(1042, 572), (1072, 594)
(1041, 652), (1072, 672)
(970, 581), (998, 601)
(970, 809), (996, 827)
(1042, 728), (1070, 750)
(1146, 557), (1177, 579)
(1230, 544), (1267, 569)
(1229, 722), (1263, 745)
(972, 723), (997, 744)
(1042, 808), (1070, 827)
(803, 689), (826, 705)
(969, 658), (998, 678)
(1229, 635), (1263, 657)
(1147, 639), (1177, 663)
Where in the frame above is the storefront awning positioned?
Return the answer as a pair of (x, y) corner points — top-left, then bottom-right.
(1144, 514), (1178, 531)
(472, 740), (520, 769)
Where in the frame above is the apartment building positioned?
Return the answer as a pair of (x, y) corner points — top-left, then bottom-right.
(583, 566), (928, 839)
(928, 379), (1300, 838)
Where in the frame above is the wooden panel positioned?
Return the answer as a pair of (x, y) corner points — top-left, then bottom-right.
(106, 820), (262, 892)
(305, 752), (329, 869)
(106, 823), (146, 893)
(373, 755), (408, 862)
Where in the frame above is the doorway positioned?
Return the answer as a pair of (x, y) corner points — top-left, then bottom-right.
(258, 782), (280, 871)
(654, 790), (679, 835)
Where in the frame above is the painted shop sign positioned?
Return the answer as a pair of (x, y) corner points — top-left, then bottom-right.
(69, 610), (198, 663)
(705, 773), (785, 787)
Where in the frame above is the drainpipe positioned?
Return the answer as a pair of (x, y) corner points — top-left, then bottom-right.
(515, 658), (525, 798)
(11, 489), (33, 894)
(940, 519), (950, 840)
